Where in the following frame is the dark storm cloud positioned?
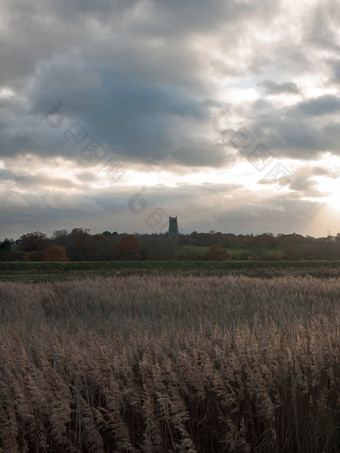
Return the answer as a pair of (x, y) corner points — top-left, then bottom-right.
(244, 94), (340, 159)
(0, 0), (282, 168)
(296, 95), (340, 116)
(0, 62), (227, 166)
(28, 65), (215, 161)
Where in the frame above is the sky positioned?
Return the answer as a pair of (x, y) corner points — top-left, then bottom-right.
(0, 0), (340, 239)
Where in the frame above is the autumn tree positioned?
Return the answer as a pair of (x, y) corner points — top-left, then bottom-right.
(52, 230), (69, 247)
(92, 234), (107, 242)
(113, 234), (141, 260)
(208, 232), (225, 246)
(0, 239), (12, 260)
(67, 228), (95, 260)
(19, 232), (47, 251)
(43, 245), (68, 262)
(205, 244), (230, 261)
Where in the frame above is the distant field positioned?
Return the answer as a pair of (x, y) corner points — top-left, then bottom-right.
(1, 260), (340, 282)
(1, 260), (340, 271)
(174, 245), (283, 258)
(1, 274), (340, 452)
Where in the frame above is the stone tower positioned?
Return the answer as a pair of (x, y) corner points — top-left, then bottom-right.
(168, 216), (179, 237)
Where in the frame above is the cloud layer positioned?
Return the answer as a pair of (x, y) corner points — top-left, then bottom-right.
(0, 0), (339, 237)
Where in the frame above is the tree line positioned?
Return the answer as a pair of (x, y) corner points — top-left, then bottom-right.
(1, 229), (340, 261)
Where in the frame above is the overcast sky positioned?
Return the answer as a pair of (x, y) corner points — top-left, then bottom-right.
(1, 0), (340, 238)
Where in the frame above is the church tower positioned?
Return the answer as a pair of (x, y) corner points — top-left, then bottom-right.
(168, 216), (179, 237)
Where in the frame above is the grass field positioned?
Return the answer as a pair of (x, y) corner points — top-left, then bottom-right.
(1, 260), (340, 272)
(174, 245), (283, 259)
(1, 260), (340, 282)
(1, 274), (340, 451)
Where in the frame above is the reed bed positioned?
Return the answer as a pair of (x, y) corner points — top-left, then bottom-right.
(1, 275), (340, 452)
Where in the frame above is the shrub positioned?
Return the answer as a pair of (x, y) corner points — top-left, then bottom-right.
(266, 254), (284, 261)
(205, 244), (230, 261)
(42, 245), (68, 262)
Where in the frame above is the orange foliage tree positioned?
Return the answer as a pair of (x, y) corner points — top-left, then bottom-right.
(113, 234), (141, 260)
(42, 245), (68, 262)
(205, 244), (230, 261)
